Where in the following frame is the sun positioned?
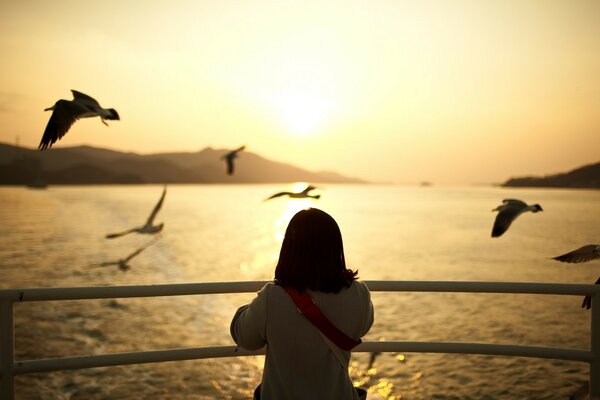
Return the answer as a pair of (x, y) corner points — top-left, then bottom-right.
(271, 92), (332, 136)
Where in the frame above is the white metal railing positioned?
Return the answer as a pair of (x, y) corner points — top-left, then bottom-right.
(1, 280), (599, 399)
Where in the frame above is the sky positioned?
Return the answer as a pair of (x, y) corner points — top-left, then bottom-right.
(0, 0), (599, 184)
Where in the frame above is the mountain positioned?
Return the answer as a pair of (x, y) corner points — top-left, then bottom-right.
(0, 143), (366, 185)
(502, 162), (600, 189)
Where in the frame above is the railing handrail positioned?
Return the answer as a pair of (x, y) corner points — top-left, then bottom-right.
(1, 280), (599, 399)
(10, 342), (593, 375)
(2, 280), (600, 302)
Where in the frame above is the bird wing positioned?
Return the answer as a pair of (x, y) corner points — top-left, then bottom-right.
(105, 227), (138, 239)
(502, 199), (527, 206)
(86, 261), (118, 269)
(146, 186), (167, 225)
(234, 145), (246, 153)
(302, 185), (318, 194)
(553, 245), (600, 263)
(124, 237), (160, 262)
(71, 90), (101, 107)
(491, 205), (523, 237)
(39, 100), (89, 150)
(226, 158), (234, 175)
(264, 191), (290, 201)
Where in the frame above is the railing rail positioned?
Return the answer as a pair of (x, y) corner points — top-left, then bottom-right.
(1, 280), (599, 399)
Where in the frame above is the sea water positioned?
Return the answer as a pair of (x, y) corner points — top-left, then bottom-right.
(1, 184), (598, 399)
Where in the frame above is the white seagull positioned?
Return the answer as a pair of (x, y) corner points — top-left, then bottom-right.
(106, 186), (167, 239)
(264, 185), (320, 201)
(222, 145), (246, 175)
(39, 90), (120, 150)
(553, 244), (600, 309)
(88, 237), (160, 271)
(491, 199), (543, 237)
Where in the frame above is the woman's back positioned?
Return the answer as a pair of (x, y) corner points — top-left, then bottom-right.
(230, 208), (374, 399)
(231, 281), (373, 399)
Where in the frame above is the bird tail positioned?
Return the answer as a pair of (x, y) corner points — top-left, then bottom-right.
(107, 109), (120, 120)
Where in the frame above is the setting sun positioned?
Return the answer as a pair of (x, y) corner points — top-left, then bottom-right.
(271, 91), (332, 136)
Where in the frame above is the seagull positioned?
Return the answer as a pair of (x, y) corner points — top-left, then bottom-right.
(264, 185), (320, 201)
(552, 245), (600, 264)
(491, 199), (543, 237)
(222, 145), (246, 175)
(552, 245), (600, 309)
(87, 237), (160, 271)
(106, 186), (167, 239)
(39, 90), (120, 150)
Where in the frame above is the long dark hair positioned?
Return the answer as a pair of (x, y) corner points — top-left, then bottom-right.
(274, 208), (358, 293)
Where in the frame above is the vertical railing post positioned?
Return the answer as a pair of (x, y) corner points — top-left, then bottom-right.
(0, 298), (15, 400)
(590, 293), (600, 399)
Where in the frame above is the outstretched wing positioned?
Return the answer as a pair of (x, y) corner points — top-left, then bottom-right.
(86, 261), (118, 269)
(105, 228), (138, 239)
(302, 185), (318, 194)
(502, 199), (527, 206)
(264, 191), (290, 201)
(553, 245), (600, 264)
(146, 186), (167, 225)
(491, 206), (523, 237)
(124, 237), (160, 262)
(39, 100), (88, 150)
(71, 90), (101, 107)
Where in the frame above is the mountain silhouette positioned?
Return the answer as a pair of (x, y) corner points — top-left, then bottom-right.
(0, 143), (366, 185)
(502, 162), (600, 189)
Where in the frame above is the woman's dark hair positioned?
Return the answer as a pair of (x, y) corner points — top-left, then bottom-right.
(274, 208), (358, 293)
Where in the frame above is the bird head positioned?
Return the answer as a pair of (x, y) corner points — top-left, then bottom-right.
(532, 204), (543, 212)
(44, 103), (56, 112)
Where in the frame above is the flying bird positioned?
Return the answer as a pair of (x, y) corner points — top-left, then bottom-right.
(39, 90), (120, 150)
(552, 245), (600, 309)
(106, 186), (167, 239)
(222, 145), (246, 175)
(552, 245), (600, 264)
(87, 237), (160, 271)
(491, 199), (543, 237)
(264, 185), (320, 201)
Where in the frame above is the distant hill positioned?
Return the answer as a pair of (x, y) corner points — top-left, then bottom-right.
(502, 162), (600, 189)
(0, 143), (366, 185)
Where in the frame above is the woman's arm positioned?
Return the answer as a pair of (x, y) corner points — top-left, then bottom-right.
(230, 284), (270, 350)
(360, 281), (375, 337)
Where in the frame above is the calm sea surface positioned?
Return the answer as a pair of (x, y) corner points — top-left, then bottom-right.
(1, 184), (598, 399)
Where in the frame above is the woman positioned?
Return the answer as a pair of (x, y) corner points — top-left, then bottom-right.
(230, 208), (374, 399)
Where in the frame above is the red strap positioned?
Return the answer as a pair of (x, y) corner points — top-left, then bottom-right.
(282, 286), (361, 351)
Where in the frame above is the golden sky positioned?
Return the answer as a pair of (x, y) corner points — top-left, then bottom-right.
(1, 0), (599, 184)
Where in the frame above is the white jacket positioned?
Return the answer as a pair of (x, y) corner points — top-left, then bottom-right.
(231, 281), (374, 400)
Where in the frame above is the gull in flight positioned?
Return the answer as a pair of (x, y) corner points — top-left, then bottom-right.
(491, 199), (543, 237)
(106, 186), (167, 239)
(264, 185), (320, 201)
(87, 237), (160, 271)
(552, 244), (600, 309)
(222, 145), (246, 175)
(553, 245), (600, 264)
(39, 90), (120, 150)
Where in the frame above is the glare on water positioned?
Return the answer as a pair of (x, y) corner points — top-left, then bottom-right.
(0, 184), (598, 399)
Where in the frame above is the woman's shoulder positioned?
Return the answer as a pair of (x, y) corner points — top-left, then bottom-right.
(258, 281), (277, 293)
(350, 280), (371, 293)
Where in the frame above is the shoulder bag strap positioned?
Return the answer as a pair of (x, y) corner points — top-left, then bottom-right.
(282, 285), (361, 351)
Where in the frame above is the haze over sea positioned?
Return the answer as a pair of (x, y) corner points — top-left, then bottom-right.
(1, 184), (598, 399)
